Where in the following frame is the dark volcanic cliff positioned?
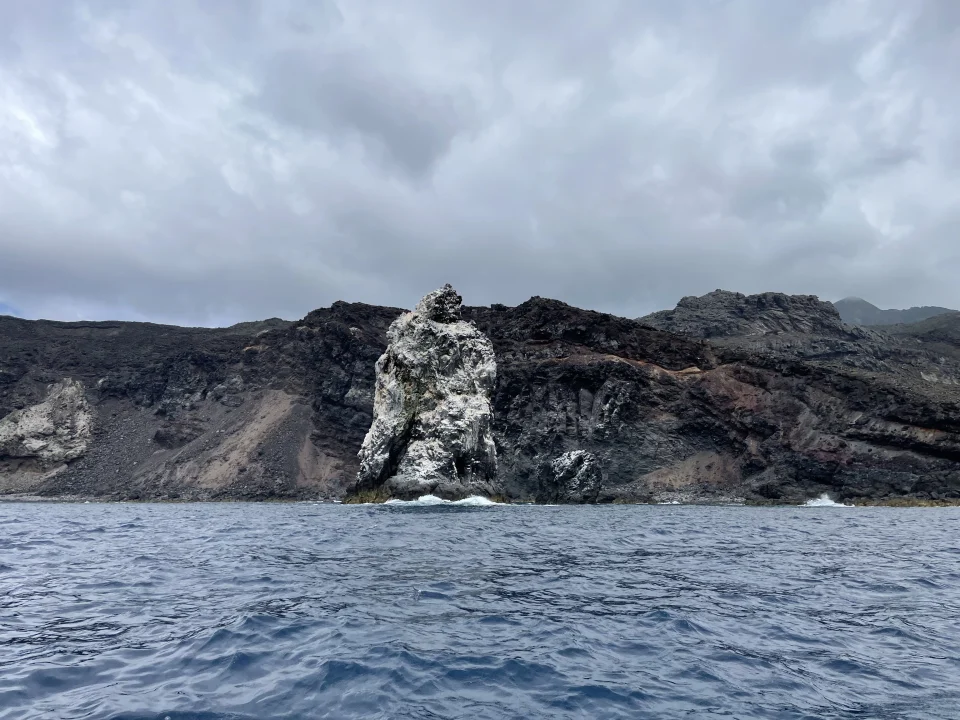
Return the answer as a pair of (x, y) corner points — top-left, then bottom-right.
(2, 290), (960, 504)
(834, 297), (957, 326)
(640, 290), (860, 340)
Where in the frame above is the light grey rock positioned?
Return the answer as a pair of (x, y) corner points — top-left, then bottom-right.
(0, 379), (93, 467)
(211, 375), (245, 407)
(356, 284), (500, 499)
(538, 450), (604, 504)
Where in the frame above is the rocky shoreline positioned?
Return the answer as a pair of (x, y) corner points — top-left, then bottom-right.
(2, 287), (959, 505)
(4, 493), (959, 507)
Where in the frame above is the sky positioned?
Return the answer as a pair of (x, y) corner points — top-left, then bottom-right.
(1, 0), (958, 326)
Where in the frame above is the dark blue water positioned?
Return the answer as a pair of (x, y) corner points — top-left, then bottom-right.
(2, 503), (960, 720)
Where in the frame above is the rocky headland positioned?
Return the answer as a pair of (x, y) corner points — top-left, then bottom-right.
(2, 286), (959, 505)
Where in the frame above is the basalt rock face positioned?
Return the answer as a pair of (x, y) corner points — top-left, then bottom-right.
(631, 292), (960, 503)
(2, 290), (960, 504)
(0, 308), (393, 500)
(355, 285), (499, 500)
(463, 298), (722, 502)
(466, 295), (960, 504)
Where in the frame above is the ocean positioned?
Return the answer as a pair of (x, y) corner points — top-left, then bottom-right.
(2, 501), (959, 719)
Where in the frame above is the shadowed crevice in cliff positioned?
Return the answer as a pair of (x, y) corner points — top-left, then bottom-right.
(355, 413), (414, 493)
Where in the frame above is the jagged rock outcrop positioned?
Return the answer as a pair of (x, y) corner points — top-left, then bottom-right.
(355, 285), (500, 500)
(0, 379), (92, 464)
(0, 379), (93, 492)
(639, 290), (901, 375)
(537, 450), (604, 504)
(640, 290), (865, 341)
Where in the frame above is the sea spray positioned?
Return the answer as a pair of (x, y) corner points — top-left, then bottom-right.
(802, 493), (853, 507)
(383, 494), (501, 507)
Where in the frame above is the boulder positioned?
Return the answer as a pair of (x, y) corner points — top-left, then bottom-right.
(538, 450), (604, 504)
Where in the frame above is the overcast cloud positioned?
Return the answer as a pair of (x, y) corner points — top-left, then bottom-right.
(1, 0), (958, 325)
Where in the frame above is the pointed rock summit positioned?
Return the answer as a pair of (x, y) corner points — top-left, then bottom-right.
(356, 284), (500, 500)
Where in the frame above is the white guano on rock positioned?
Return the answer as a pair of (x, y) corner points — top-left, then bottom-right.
(543, 450), (604, 504)
(356, 284), (500, 500)
(0, 379), (93, 466)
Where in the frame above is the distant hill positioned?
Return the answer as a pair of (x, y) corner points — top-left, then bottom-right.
(834, 297), (956, 326)
(639, 289), (861, 340)
(885, 311), (960, 349)
(225, 317), (292, 334)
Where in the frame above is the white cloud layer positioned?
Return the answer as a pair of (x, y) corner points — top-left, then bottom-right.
(1, 0), (958, 325)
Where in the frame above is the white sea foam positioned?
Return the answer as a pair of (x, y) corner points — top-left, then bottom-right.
(802, 493), (853, 507)
(384, 494), (501, 507)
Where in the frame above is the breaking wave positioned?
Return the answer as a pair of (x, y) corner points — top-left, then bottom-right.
(384, 494), (501, 507)
(803, 493), (853, 507)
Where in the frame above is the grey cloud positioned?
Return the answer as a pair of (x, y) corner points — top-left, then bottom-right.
(1, 0), (959, 325)
(253, 48), (472, 177)
(727, 167), (829, 223)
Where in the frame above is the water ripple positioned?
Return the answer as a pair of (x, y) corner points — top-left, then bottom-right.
(1, 503), (960, 719)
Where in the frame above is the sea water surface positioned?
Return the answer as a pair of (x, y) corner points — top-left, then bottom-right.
(2, 502), (960, 719)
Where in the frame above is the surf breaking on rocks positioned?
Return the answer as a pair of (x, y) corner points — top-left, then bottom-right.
(383, 495), (501, 507)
